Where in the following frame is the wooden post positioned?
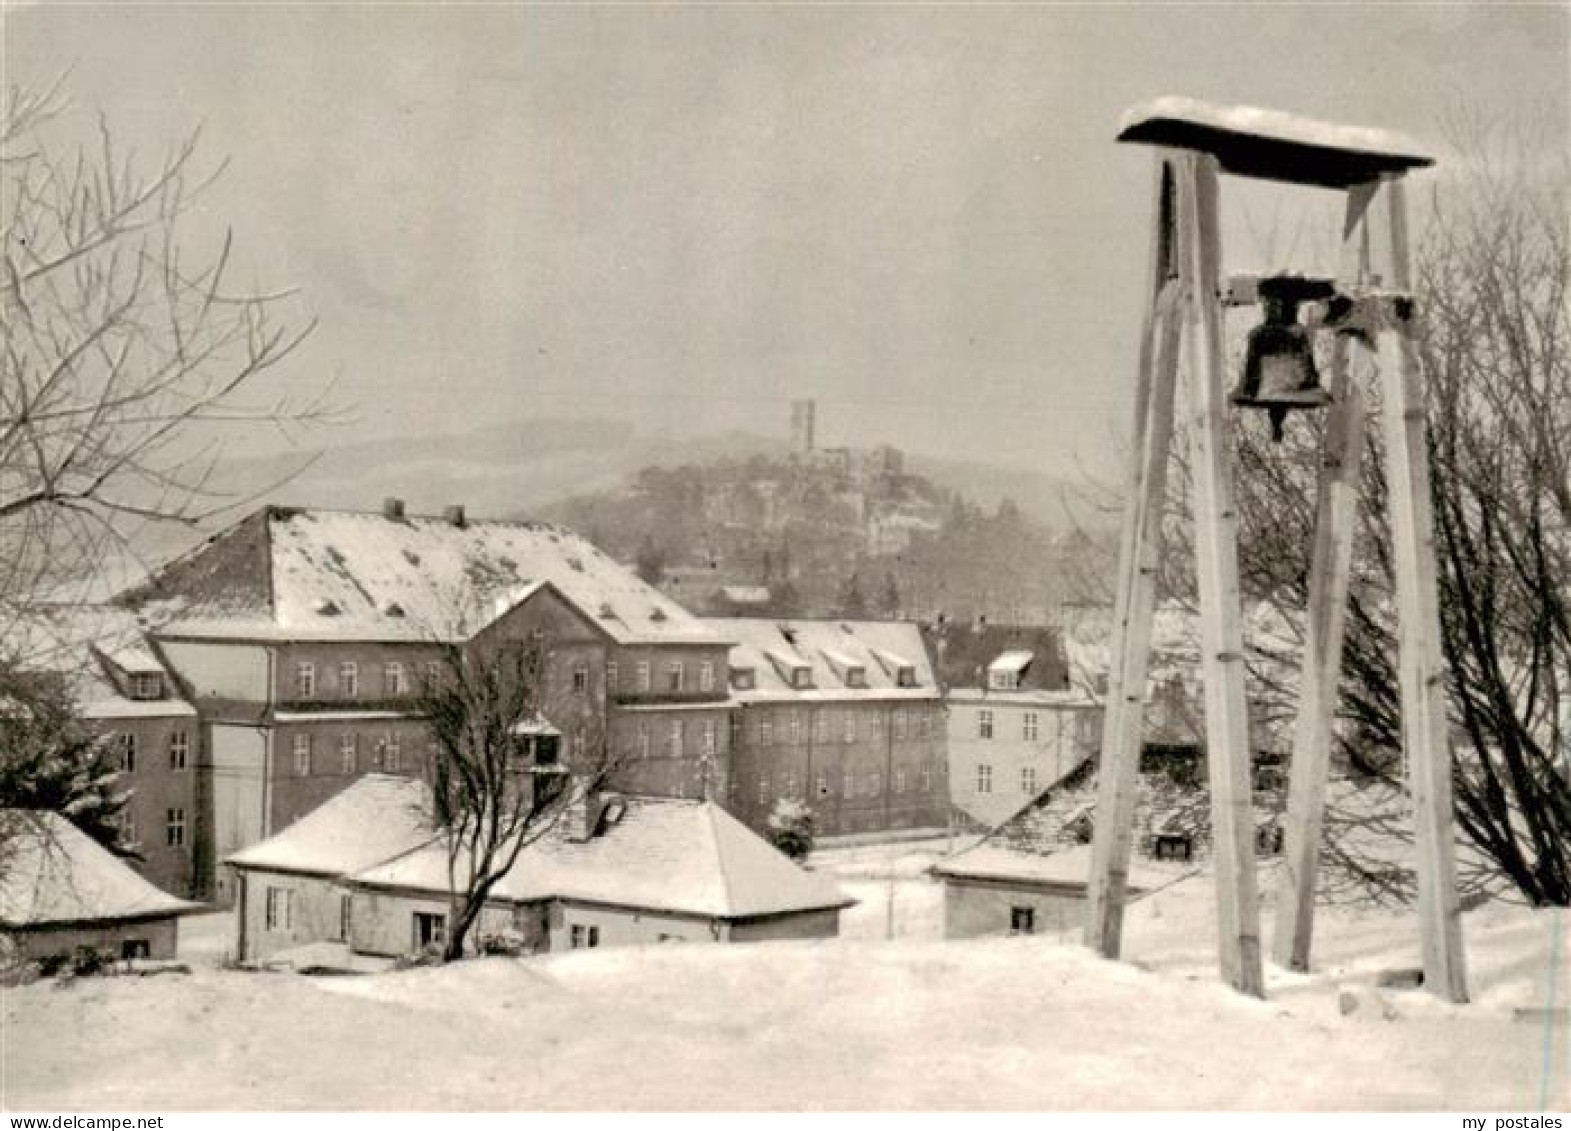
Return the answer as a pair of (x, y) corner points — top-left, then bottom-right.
(1370, 173), (1469, 1003)
(1085, 157), (1182, 958)
(1273, 333), (1367, 970)
(1177, 151), (1264, 998)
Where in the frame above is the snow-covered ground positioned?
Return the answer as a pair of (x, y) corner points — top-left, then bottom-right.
(4, 868), (1565, 1111)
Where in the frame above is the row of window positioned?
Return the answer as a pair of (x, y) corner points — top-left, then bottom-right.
(751, 761), (944, 804)
(294, 659), (426, 700)
(973, 764), (1039, 795)
(629, 718), (718, 760)
(752, 707), (938, 748)
(976, 709), (1054, 742)
(607, 659), (716, 695)
(111, 731), (188, 773)
(117, 806), (186, 848)
(291, 732), (407, 776)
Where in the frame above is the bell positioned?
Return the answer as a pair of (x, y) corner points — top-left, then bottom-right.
(1231, 275), (1336, 442)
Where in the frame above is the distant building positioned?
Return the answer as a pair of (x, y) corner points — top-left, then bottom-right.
(119, 503), (735, 902)
(6, 606), (201, 898)
(1, 810), (199, 964)
(790, 399), (816, 456)
(924, 620), (1101, 829)
(710, 617), (948, 839)
(226, 776), (852, 964)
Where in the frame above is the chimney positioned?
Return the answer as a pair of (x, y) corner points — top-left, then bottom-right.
(564, 778), (603, 843)
(383, 497), (405, 520)
(443, 504), (467, 528)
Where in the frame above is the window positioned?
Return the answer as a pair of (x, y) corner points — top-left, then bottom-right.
(842, 766), (855, 797)
(894, 767), (906, 794)
(572, 665), (589, 695)
(636, 661), (651, 692)
(989, 669), (1018, 692)
(569, 924), (600, 949)
(702, 720), (716, 758)
(919, 763), (932, 791)
(606, 662), (618, 692)
(339, 661), (359, 697)
(893, 710), (907, 741)
(816, 770), (829, 797)
(338, 893), (352, 943)
(265, 887), (293, 932)
(789, 712), (802, 744)
(870, 713), (883, 741)
(414, 911), (446, 949)
(699, 661), (714, 692)
(758, 774), (770, 804)
(785, 771), (798, 797)
(166, 807), (186, 848)
(1010, 906), (1036, 935)
(667, 663), (684, 693)
(337, 733), (354, 774)
(115, 733), (137, 773)
(868, 771), (882, 796)
(168, 731), (189, 771)
(842, 712), (856, 744)
(296, 661), (316, 698)
(919, 711), (933, 740)
(131, 673), (162, 700)
(977, 764), (993, 794)
(383, 734), (401, 773)
(668, 719), (683, 756)
(1023, 712), (1040, 742)
(422, 661), (441, 690)
(978, 709), (995, 740)
(384, 662), (406, 696)
(637, 722), (651, 760)
(815, 712), (830, 743)
(1022, 766), (1037, 794)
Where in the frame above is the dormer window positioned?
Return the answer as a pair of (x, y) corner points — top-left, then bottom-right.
(844, 666), (867, 689)
(731, 667), (756, 691)
(130, 673), (163, 701)
(987, 651), (1033, 692)
(791, 666), (814, 690)
(896, 666), (917, 688)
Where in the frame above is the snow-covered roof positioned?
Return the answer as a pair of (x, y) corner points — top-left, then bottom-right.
(0, 811), (198, 927)
(988, 650), (1035, 676)
(128, 507), (721, 646)
(352, 795), (854, 920)
(709, 618), (937, 702)
(932, 841), (1188, 893)
(225, 775), (433, 877)
(2, 605), (195, 721)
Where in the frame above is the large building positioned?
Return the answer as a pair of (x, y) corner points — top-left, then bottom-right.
(924, 620), (1101, 829)
(118, 502), (735, 901)
(710, 617), (947, 838)
(5, 606), (202, 898)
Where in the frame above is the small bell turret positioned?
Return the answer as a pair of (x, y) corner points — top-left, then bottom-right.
(1231, 275), (1336, 441)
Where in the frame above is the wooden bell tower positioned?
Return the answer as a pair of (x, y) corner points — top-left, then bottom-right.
(1083, 97), (1469, 1003)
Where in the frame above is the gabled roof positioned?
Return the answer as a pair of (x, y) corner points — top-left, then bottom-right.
(225, 774), (433, 877)
(709, 618), (937, 702)
(0, 811), (198, 927)
(2, 605), (195, 721)
(122, 506), (720, 646)
(922, 621), (1069, 693)
(351, 795), (853, 920)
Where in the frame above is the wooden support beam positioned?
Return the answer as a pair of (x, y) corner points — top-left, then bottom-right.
(1273, 332), (1367, 971)
(1177, 151), (1265, 998)
(1085, 157), (1183, 959)
(1370, 173), (1469, 1003)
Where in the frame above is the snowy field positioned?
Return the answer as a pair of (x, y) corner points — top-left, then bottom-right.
(4, 854), (1565, 1111)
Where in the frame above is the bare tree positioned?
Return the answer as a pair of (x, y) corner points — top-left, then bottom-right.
(1, 76), (326, 639)
(1155, 111), (1569, 906)
(420, 634), (616, 962)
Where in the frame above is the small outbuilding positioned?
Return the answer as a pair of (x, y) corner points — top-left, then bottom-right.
(0, 810), (199, 966)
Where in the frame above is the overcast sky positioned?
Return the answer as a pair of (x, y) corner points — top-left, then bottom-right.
(6, 3), (1567, 477)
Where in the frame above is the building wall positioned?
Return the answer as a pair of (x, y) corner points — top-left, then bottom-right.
(91, 714), (201, 898)
(4, 916), (180, 963)
(268, 716), (430, 837)
(947, 699), (1100, 829)
(548, 899), (717, 949)
(159, 640), (270, 712)
(727, 907), (842, 942)
(209, 723), (268, 905)
(727, 700), (947, 837)
(234, 867), (351, 964)
(940, 875), (1090, 940)
(608, 705), (733, 800)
